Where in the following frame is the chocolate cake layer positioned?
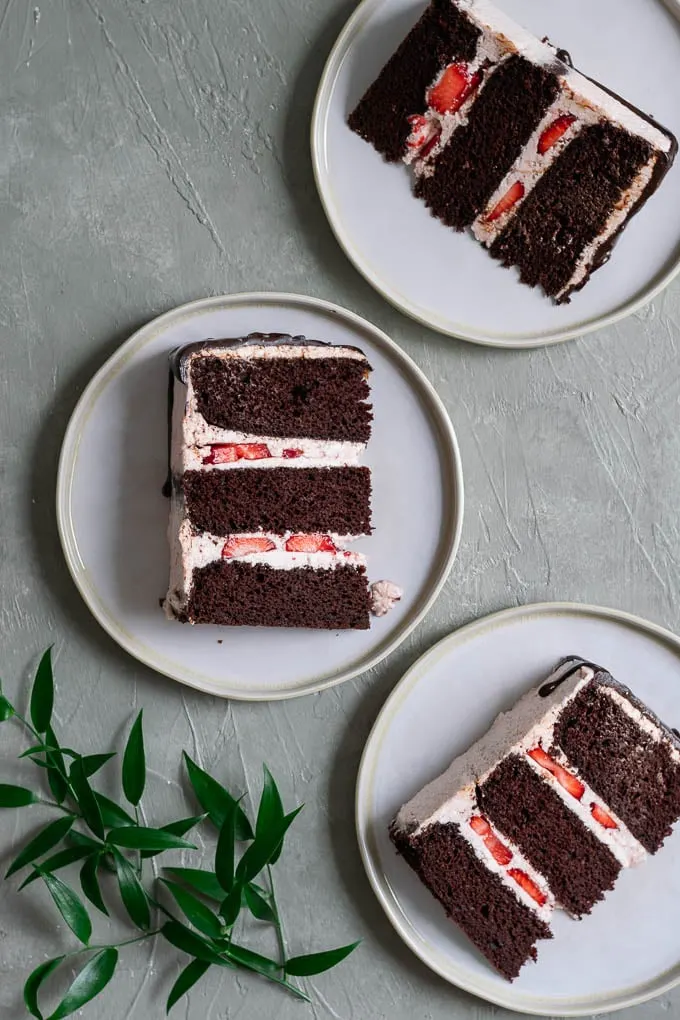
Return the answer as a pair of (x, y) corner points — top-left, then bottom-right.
(348, 0), (481, 163)
(490, 122), (655, 301)
(553, 682), (680, 854)
(190, 355), (372, 442)
(186, 561), (370, 629)
(415, 56), (559, 229)
(391, 821), (551, 980)
(183, 466), (372, 536)
(480, 754), (620, 916)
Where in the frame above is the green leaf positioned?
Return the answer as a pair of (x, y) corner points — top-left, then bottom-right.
(0, 783), (39, 807)
(285, 941), (361, 976)
(160, 920), (232, 968)
(40, 870), (92, 944)
(80, 753), (116, 778)
(24, 956), (64, 1019)
(107, 826), (196, 853)
(7, 816), (75, 878)
(79, 855), (108, 916)
(69, 760), (104, 840)
(19, 744), (60, 759)
(122, 710), (145, 807)
(183, 753), (253, 840)
(161, 880), (223, 940)
(140, 815), (206, 860)
(166, 958), (210, 1014)
(163, 867), (225, 903)
(93, 793), (135, 829)
(31, 648), (54, 734)
(18, 845), (93, 890)
(68, 832), (102, 852)
(219, 884), (242, 927)
(45, 726), (68, 806)
(257, 766), (284, 837)
(224, 942), (281, 977)
(47, 947), (118, 1020)
(112, 849), (150, 930)
(244, 883), (277, 924)
(0, 693), (15, 722)
(215, 799), (237, 893)
(236, 807), (303, 885)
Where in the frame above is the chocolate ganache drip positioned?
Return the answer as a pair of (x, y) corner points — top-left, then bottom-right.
(538, 656), (601, 698)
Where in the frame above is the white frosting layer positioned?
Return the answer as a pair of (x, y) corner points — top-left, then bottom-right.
(183, 342), (368, 363)
(395, 660), (656, 910)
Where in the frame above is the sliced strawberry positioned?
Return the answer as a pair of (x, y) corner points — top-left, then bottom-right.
(419, 129), (442, 160)
(508, 868), (547, 907)
(285, 533), (337, 553)
(222, 536), (276, 558)
(485, 181), (525, 223)
(469, 815), (513, 866)
(406, 114), (431, 150)
(427, 63), (481, 116)
(527, 747), (585, 801)
(282, 448), (304, 459)
(236, 443), (271, 460)
(538, 114), (576, 155)
(203, 444), (240, 465)
(591, 803), (618, 830)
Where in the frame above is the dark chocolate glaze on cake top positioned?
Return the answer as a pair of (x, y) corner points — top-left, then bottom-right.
(170, 332), (368, 384)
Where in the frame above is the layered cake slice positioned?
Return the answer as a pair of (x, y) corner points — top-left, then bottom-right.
(391, 657), (680, 979)
(349, 0), (677, 303)
(162, 333), (383, 629)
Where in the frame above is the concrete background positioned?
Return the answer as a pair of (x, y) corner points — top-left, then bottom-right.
(2, 0), (680, 1017)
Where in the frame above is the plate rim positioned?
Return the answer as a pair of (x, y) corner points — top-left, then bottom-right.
(311, 0), (680, 349)
(355, 600), (680, 1014)
(55, 290), (465, 702)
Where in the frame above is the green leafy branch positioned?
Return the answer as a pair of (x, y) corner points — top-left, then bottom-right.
(0, 650), (359, 1019)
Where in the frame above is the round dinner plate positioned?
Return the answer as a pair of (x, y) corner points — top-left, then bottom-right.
(312, 0), (680, 347)
(356, 602), (680, 1014)
(56, 293), (463, 701)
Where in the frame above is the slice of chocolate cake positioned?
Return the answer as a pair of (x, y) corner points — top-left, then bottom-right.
(349, 0), (677, 303)
(391, 657), (680, 980)
(162, 333), (398, 629)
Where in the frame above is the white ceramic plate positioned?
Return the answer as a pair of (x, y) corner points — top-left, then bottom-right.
(312, 0), (680, 347)
(356, 602), (680, 1014)
(56, 293), (463, 701)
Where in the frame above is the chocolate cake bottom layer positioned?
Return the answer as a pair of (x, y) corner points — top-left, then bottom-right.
(391, 821), (551, 980)
(186, 561), (370, 629)
(480, 755), (620, 917)
(348, 0), (481, 162)
(190, 354), (372, 443)
(490, 123), (656, 302)
(553, 680), (680, 854)
(183, 466), (372, 536)
(416, 55), (559, 229)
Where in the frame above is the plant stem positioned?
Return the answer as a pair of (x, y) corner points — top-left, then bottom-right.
(59, 930), (161, 961)
(12, 710), (41, 743)
(266, 865), (287, 966)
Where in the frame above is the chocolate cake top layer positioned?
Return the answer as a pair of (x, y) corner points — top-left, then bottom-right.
(553, 681), (680, 854)
(186, 560), (370, 630)
(415, 55), (560, 230)
(183, 465), (372, 536)
(170, 333), (368, 384)
(490, 122), (657, 301)
(479, 753), (621, 917)
(391, 820), (551, 981)
(348, 0), (481, 162)
(187, 348), (373, 443)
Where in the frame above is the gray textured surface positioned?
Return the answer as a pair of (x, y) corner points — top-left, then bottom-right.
(1, 0), (680, 1017)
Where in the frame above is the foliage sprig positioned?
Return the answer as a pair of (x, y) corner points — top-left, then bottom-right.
(0, 650), (359, 1019)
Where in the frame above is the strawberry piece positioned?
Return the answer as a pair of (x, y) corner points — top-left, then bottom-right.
(527, 747), (585, 801)
(508, 868), (547, 907)
(427, 63), (481, 115)
(469, 815), (513, 866)
(203, 444), (240, 465)
(236, 443), (271, 460)
(285, 534), (337, 553)
(591, 802), (618, 830)
(406, 114), (431, 150)
(538, 114), (576, 155)
(485, 181), (525, 223)
(222, 536), (276, 558)
(419, 129), (442, 160)
(282, 448), (304, 459)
